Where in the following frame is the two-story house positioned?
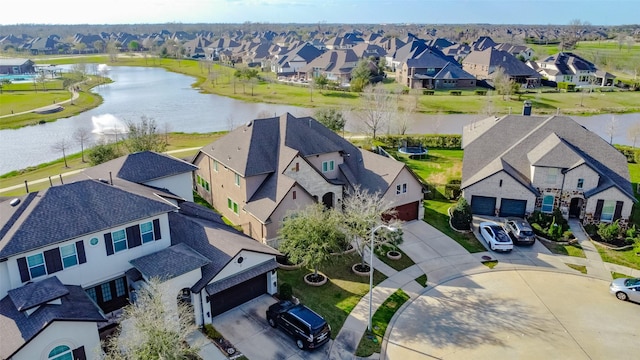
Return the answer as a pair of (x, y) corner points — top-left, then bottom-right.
(0, 151), (280, 359)
(192, 113), (425, 246)
(299, 49), (360, 86)
(461, 113), (636, 227)
(527, 52), (615, 86)
(462, 48), (541, 88)
(270, 42), (324, 77)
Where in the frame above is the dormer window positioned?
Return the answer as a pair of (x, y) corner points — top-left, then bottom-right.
(322, 160), (335, 172)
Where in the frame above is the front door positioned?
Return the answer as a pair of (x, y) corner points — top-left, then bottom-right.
(569, 198), (583, 218)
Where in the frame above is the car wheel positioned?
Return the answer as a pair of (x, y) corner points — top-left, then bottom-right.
(296, 339), (305, 350)
(268, 317), (276, 328)
(616, 291), (629, 301)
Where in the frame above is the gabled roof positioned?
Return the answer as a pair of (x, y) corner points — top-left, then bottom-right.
(461, 115), (635, 201)
(0, 179), (176, 259)
(536, 52), (597, 75)
(8, 277), (68, 312)
(300, 49), (359, 74)
(464, 48), (539, 78)
(110, 151), (197, 183)
(433, 62), (476, 80)
(0, 280), (105, 359)
(168, 212), (280, 293)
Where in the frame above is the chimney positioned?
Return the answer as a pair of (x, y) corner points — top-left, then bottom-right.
(522, 100), (532, 116)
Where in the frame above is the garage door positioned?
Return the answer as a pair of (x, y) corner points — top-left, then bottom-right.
(210, 273), (267, 317)
(391, 201), (419, 221)
(470, 196), (496, 216)
(499, 199), (527, 218)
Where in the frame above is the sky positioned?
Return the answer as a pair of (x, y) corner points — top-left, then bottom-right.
(0, 0), (638, 26)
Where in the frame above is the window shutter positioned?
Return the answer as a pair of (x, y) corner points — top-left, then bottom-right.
(153, 219), (161, 240)
(613, 201), (624, 220)
(594, 199), (604, 220)
(126, 225), (141, 248)
(72, 346), (86, 360)
(104, 233), (114, 256)
(76, 240), (86, 264)
(17, 257), (30, 282)
(44, 248), (63, 274)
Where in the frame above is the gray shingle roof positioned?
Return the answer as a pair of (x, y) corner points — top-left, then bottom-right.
(168, 212), (280, 293)
(130, 243), (210, 281)
(8, 276), (68, 311)
(116, 151), (197, 183)
(0, 281), (105, 359)
(462, 115), (635, 200)
(464, 48), (540, 78)
(0, 179), (176, 259)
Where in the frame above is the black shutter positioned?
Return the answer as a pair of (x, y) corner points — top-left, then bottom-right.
(153, 219), (161, 240)
(126, 225), (141, 248)
(76, 240), (86, 264)
(613, 201), (624, 220)
(104, 232), (114, 256)
(17, 257), (30, 282)
(72, 346), (86, 360)
(594, 199), (604, 220)
(44, 248), (63, 274)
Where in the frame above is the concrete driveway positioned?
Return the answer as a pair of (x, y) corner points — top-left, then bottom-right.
(211, 294), (332, 360)
(384, 270), (640, 360)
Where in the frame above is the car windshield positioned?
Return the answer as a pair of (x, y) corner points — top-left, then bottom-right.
(490, 226), (510, 242)
(520, 230), (534, 236)
(626, 278), (640, 286)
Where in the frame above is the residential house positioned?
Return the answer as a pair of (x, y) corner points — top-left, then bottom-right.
(493, 43), (534, 61)
(271, 42), (324, 77)
(527, 52), (615, 86)
(192, 113), (425, 245)
(462, 48), (541, 87)
(299, 49), (359, 86)
(324, 36), (356, 50)
(461, 113), (636, 227)
(0, 58), (35, 75)
(0, 151), (280, 359)
(397, 49), (476, 89)
(183, 36), (213, 59)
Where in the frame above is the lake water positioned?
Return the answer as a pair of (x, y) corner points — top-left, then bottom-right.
(0, 66), (638, 175)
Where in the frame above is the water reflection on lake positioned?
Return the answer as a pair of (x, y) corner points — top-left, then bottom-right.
(0, 65), (638, 175)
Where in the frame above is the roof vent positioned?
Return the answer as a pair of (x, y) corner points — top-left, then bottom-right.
(246, 120), (253, 127)
(10, 198), (20, 207)
(98, 178), (110, 184)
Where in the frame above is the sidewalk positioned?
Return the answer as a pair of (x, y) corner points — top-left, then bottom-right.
(568, 218), (611, 280)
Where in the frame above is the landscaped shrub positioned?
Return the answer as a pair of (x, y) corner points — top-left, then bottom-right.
(614, 145), (639, 163)
(449, 90), (462, 96)
(278, 282), (293, 301)
(557, 82), (576, 92)
(474, 90), (487, 96)
(598, 220), (621, 242)
(583, 223), (598, 237)
(528, 209), (570, 241)
(451, 197), (472, 230)
(376, 134), (462, 150)
(444, 179), (461, 200)
(423, 90), (434, 95)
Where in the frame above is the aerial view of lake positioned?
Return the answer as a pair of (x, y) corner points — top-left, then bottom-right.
(0, 66), (637, 175)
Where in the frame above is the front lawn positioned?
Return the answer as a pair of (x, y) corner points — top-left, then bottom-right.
(277, 252), (387, 339)
(355, 289), (410, 357)
(423, 199), (486, 253)
(596, 244), (640, 271)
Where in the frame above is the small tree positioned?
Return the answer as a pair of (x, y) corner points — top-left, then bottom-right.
(279, 203), (345, 280)
(314, 74), (329, 93)
(350, 58), (372, 92)
(358, 84), (395, 139)
(51, 138), (71, 168)
(314, 108), (346, 132)
(89, 141), (121, 166)
(73, 127), (92, 163)
(125, 116), (168, 153)
(102, 279), (200, 360)
(451, 197), (472, 230)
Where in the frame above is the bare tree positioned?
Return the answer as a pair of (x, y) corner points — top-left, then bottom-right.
(394, 103), (414, 135)
(125, 116), (168, 153)
(358, 84), (395, 139)
(73, 127), (92, 163)
(627, 122), (640, 148)
(606, 116), (618, 144)
(51, 138), (71, 168)
(102, 279), (200, 359)
(492, 67), (519, 100)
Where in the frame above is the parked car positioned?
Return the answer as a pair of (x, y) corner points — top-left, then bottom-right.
(266, 300), (331, 350)
(505, 218), (536, 245)
(479, 221), (513, 252)
(609, 277), (640, 303)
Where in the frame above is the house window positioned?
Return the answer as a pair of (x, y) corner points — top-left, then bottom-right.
(213, 160), (219, 172)
(293, 190), (297, 200)
(196, 174), (210, 192)
(115, 278), (126, 297)
(235, 173), (241, 186)
(228, 198), (238, 214)
(48, 345), (72, 360)
(322, 160), (334, 172)
(577, 178), (584, 189)
(86, 288), (97, 303)
(111, 229), (127, 253)
(27, 253), (46, 279)
(60, 243), (78, 268)
(396, 183), (407, 195)
(542, 195), (554, 213)
(546, 168), (558, 183)
(101, 283), (113, 302)
(140, 221), (154, 243)
(601, 200), (615, 222)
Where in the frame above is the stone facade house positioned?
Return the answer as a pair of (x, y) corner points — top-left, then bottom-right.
(192, 113), (425, 246)
(461, 114), (636, 227)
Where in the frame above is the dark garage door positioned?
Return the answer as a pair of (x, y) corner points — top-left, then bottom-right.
(499, 199), (527, 218)
(210, 273), (267, 317)
(391, 201), (419, 221)
(471, 196), (496, 216)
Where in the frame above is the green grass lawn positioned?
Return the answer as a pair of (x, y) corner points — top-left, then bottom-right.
(277, 252), (387, 340)
(597, 244), (640, 271)
(375, 245), (415, 272)
(355, 289), (410, 357)
(423, 199), (486, 253)
(539, 241), (586, 258)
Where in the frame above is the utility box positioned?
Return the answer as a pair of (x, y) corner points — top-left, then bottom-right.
(522, 100), (532, 116)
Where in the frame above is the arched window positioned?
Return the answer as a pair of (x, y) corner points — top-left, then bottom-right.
(48, 345), (72, 360)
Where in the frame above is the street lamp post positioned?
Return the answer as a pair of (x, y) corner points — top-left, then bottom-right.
(368, 224), (397, 333)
